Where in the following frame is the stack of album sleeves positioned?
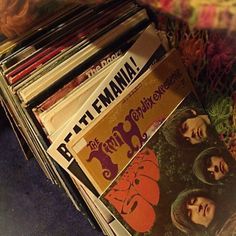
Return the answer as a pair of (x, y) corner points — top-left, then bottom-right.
(1, 0), (235, 236)
(0, 1), (158, 234)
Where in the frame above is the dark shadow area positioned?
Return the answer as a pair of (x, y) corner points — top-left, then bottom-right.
(0, 106), (104, 236)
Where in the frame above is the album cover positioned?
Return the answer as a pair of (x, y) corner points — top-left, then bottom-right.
(47, 24), (167, 195)
(65, 49), (190, 193)
(5, 1), (137, 85)
(100, 92), (235, 235)
(17, 9), (149, 105)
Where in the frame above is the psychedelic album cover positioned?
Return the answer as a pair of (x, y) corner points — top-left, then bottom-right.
(100, 92), (236, 236)
(67, 49), (192, 194)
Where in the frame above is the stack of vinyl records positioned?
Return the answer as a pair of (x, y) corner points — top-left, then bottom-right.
(1, 1), (236, 236)
(0, 0), (157, 235)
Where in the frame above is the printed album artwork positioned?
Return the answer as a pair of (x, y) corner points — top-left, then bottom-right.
(67, 49), (192, 194)
(100, 92), (236, 236)
(47, 24), (167, 195)
(1, 1), (235, 236)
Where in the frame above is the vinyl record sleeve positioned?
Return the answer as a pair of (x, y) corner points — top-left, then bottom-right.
(48, 24), (167, 195)
(5, 1), (137, 85)
(0, 1), (87, 57)
(67, 49), (192, 194)
(17, 9), (149, 105)
(100, 91), (234, 235)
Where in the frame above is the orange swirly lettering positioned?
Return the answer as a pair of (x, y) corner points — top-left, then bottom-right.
(104, 148), (160, 233)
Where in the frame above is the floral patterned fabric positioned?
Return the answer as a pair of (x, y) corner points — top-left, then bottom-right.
(139, 0), (236, 32)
